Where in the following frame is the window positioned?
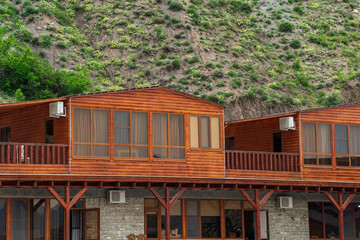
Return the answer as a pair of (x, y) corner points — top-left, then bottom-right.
(113, 111), (148, 158)
(225, 137), (235, 150)
(308, 202), (360, 239)
(0, 127), (10, 142)
(153, 113), (185, 160)
(190, 116), (220, 149)
(145, 199), (261, 239)
(272, 132), (282, 152)
(335, 124), (349, 166)
(0, 200), (5, 240)
(45, 120), (54, 144)
(73, 109), (109, 157)
(303, 123), (332, 165)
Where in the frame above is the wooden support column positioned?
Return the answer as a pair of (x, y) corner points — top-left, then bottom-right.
(149, 187), (186, 240)
(324, 192), (356, 240)
(47, 186), (88, 240)
(239, 189), (274, 240)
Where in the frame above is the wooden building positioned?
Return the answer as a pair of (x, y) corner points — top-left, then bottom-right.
(0, 86), (360, 240)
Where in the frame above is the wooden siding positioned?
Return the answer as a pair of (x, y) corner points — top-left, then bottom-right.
(0, 102), (69, 175)
(69, 87), (225, 178)
(225, 115), (300, 153)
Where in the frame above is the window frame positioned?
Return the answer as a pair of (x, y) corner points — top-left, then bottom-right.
(72, 108), (110, 159)
(302, 122), (332, 166)
(113, 110), (150, 160)
(190, 115), (221, 150)
(152, 113), (185, 161)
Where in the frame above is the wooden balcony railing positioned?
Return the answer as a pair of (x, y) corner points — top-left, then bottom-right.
(226, 151), (300, 172)
(0, 142), (68, 165)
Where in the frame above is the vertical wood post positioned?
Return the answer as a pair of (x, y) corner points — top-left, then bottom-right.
(47, 186), (88, 240)
(239, 190), (274, 240)
(324, 192), (356, 240)
(149, 187), (186, 240)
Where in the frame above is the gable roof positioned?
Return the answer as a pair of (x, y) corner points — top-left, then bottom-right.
(0, 85), (224, 113)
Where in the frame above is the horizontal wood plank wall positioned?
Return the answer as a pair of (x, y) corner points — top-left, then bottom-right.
(0, 103), (69, 144)
(0, 102), (69, 175)
(70, 87), (225, 178)
(301, 105), (360, 183)
(225, 116), (300, 153)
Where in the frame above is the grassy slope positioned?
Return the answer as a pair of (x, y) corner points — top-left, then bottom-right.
(1, 0), (360, 119)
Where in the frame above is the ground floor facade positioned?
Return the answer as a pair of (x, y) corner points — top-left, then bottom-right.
(0, 188), (359, 240)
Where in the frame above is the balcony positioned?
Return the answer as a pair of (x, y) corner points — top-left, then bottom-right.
(225, 151), (300, 172)
(0, 142), (68, 165)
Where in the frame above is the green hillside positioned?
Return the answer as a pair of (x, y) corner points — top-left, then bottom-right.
(0, 0), (359, 119)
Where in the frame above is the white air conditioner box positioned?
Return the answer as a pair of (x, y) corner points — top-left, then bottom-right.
(279, 117), (295, 131)
(107, 190), (125, 203)
(49, 101), (66, 118)
(277, 196), (293, 209)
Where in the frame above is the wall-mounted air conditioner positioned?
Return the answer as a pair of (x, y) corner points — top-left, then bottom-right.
(107, 190), (125, 203)
(279, 117), (295, 131)
(49, 101), (66, 118)
(277, 196), (293, 209)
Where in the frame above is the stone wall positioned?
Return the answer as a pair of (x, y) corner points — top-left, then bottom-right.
(264, 198), (309, 240)
(86, 197), (144, 240)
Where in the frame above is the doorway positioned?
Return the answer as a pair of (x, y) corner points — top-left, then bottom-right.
(272, 132), (282, 152)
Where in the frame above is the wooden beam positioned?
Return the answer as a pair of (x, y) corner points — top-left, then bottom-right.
(239, 189), (257, 209)
(65, 186), (70, 240)
(259, 190), (274, 209)
(69, 186), (88, 208)
(47, 187), (66, 208)
(149, 188), (167, 208)
(169, 188), (186, 208)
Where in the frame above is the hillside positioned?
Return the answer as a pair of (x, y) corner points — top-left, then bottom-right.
(0, 0), (360, 120)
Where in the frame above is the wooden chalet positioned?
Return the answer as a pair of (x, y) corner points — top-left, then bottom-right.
(0, 86), (360, 240)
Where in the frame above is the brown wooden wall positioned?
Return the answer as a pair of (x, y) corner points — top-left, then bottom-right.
(69, 87), (225, 178)
(225, 115), (300, 153)
(0, 103), (69, 144)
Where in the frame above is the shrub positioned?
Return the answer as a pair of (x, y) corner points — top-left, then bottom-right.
(39, 35), (52, 48)
(15, 28), (33, 42)
(216, 82), (225, 87)
(229, 0), (252, 14)
(185, 55), (200, 64)
(290, 39), (301, 49)
(59, 55), (67, 62)
(168, 1), (184, 11)
(205, 62), (215, 68)
(213, 69), (223, 78)
(324, 90), (342, 106)
(293, 5), (303, 15)
(278, 21), (294, 32)
(293, 58), (301, 71)
(170, 58), (181, 70)
(56, 41), (68, 49)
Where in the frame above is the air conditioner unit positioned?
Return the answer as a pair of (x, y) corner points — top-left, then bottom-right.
(277, 196), (293, 209)
(107, 190), (125, 203)
(49, 101), (66, 118)
(279, 117), (295, 131)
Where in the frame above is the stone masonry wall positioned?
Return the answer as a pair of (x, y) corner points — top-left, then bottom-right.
(264, 198), (309, 240)
(86, 197), (144, 240)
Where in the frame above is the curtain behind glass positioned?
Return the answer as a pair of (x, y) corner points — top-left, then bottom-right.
(350, 125), (360, 155)
(74, 109), (90, 142)
(303, 123), (316, 153)
(170, 115), (184, 146)
(92, 110), (109, 143)
(201, 117), (210, 148)
(114, 111), (130, 144)
(211, 117), (220, 149)
(153, 113), (168, 146)
(71, 210), (82, 240)
(317, 124), (331, 153)
(132, 112), (148, 145)
(190, 116), (199, 148)
(12, 199), (28, 240)
(335, 124), (348, 154)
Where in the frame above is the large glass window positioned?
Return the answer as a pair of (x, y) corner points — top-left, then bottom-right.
(303, 123), (332, 165)
(114, 111), (148, 158)
(224, 200), (242, 238)
(31, 199), (45, 240)
(12, 199), (28, 240)
(186, 200), (200, 238)
(190, 116), (220, 149)
(50, 199), (64, 240)
(161, 200), (182, 238)
(153, 114), (185, 160)
(201, 200), (221, 238)
(73, 109), (109, 157)
(0, 200), (5, 240)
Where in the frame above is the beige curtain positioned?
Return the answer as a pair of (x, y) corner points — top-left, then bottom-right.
(350, 125), (360, 155)
(170, 115), (184, 146)
(74, 109), (90, 143)
(317, 124), (331, 154)
(153, 113), (168, 146)
(200, 200), (219, 216)
(211, 117), (220, 149)
(302, 123), (316, 153)
(190, 116), (199, 148)
(132, 112), (148, 145)
(92, 110), (109, 143)
(201, 117), (210, 148)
